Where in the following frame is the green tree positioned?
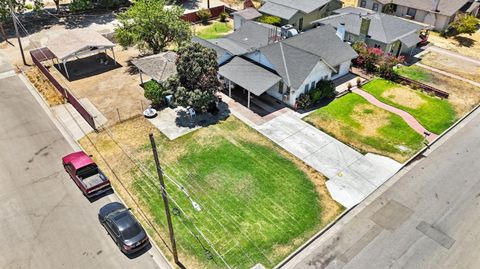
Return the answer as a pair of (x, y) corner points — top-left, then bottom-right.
(143, 80), (171, 106)
(0, 0), (43, 42)
(449, 14), (480, 36)
(196, 8), (211, 25)
(114, 0), (191, 53)
(172, 42), (219, 113)
(256, 15), (281, 26)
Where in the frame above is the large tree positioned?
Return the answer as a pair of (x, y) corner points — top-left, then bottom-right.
(172, 42), (219, 113)
(1, 0), (44, 42)
(449, 14), (480, 36)
(114, 0), (191, 53)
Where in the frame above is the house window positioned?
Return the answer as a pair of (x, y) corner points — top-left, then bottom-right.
(374, 44), (381, 48)
(360, 0), (366, 8)
(299, 18), (304, 31)
(407, 8), (416, 18)
(372, 3), (379, 11)
(278, 81), (284, 94)
(305, 84), (309, 92)
(310, 81), (316, 90)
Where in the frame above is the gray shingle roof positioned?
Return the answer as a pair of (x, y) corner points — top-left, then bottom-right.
(375, 0), (471, 16)
(259, 2), (299, 20)
(219, 57), (281, 96)
(191, 36), (230, 60)
(264, 0), (332, 14)
(314, 8), (431, 44)
(131, 51), (177, 82)
(232, 8), (262, 20)
(260, 25), (358, 88)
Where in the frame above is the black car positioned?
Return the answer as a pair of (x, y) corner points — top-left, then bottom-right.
(98, 202), (149, 254)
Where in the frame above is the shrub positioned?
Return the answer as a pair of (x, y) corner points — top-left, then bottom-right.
(197, 8), (212, 25)
(69, 0), (93, 12)
(25, 3), (34, 10)
(356, 77), (362, 86)
(219, 11), (228, 22)
(309, 87), (322, 104)
(143, 80), (171, 106)
(256, 15), (281, 26)
(296, 93), (311, 109)
(316, 80), (336, 99)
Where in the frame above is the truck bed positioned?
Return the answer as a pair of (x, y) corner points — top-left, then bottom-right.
(81, 173), (108, 190)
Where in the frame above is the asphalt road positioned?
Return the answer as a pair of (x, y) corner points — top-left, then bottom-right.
(0, 61), (164, 268)
(283, 108), (480, 269)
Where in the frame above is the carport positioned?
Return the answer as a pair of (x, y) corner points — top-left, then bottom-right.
(46, 30), (116, 79)
(219, 57), (281, 108)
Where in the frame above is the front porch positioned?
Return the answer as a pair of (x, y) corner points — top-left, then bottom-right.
(222, 85), (286, 117)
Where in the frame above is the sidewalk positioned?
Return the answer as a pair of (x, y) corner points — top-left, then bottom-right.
(428, 45), (480, 66)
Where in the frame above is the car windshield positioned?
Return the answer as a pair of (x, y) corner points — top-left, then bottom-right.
(117, 214), (142, 240)
(77, 164), (98, 178)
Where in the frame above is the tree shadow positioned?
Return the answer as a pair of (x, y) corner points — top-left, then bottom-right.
(453, 36), (476, 48)
(175, 101), (231, 128)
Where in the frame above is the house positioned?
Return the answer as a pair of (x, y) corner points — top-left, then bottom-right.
(193, 21), (357, 108)
(258, 0), (343, 31)
(232, 8), (263, 30)
(357, 0), (480, 31)
(313, 7), (433, 56)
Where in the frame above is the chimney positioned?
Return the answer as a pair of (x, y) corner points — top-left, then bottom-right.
(336, 23), (346, 41)
(431, 0), (440, 12)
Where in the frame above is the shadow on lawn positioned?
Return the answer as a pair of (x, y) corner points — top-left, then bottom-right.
(175, 101), (231, 128)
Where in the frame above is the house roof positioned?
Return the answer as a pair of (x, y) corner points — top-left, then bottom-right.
(374, 0), (471, 17)
(219, 57), (281, 96)
(260, 26), (358, 88)
(314, 8), (431, 44)
(232, 8), (262, 20)
(131, 51), (178, 82)
(46, 30), (115, 61)
(191, 36), (230, 60)
(259, 2), (299, 20)
(334, 6), (375, 15)
(262, 0), (333, 14)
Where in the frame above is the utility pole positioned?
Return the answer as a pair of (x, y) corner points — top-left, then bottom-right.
(149, 133), (179, 265)
(9, 2), (26, 65)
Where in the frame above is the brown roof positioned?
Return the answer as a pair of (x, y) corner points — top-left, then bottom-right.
(131, 51), (178, 82)
(376, 0), (470, 16)
(47, 30), (115, 61)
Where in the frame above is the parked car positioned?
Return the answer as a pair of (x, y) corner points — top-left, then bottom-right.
(62, 151), (111, 198)
(98, 202), (150, 254)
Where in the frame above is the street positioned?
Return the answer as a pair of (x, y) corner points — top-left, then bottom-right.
(0, 59), (165, 268)
(282, 107), (480, 269)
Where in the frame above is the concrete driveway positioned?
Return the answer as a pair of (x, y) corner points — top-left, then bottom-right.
(0, 59), (166, 268)
(257, 111), (402, 208)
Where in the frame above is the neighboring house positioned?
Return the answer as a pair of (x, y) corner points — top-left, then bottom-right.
(193, 21), (357, 108)
(258, 0), (343, 31)
(357, 0), (480, 31)
(232, 8), (263, 30)
(313, 7), (433, 56)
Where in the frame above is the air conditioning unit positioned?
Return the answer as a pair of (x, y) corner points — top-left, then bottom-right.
(282, 94), (289, 101)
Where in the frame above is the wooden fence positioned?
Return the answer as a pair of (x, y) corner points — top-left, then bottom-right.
(181, 5), (236, 23)
(30, 48), (97, 130)
(397, 75), (450, 99)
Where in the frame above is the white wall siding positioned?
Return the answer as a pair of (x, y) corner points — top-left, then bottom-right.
(331, 61), (351, 80)
(289, 61), (332, 106)
(244, 51), (275, 69)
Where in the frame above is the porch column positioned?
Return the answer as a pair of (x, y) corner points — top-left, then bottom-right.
(111, 48), (117, 65)
(63, 60), (70, 79)
(247, 91), (251, 109)
(228, 80), (232, 97)
(139, 70), (144, 85)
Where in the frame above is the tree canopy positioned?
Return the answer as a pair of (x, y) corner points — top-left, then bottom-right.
(449, 14), (480, 36)
(171, 42), (219, 113)
(114, 0), (191, 53)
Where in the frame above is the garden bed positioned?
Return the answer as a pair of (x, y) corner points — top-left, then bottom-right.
(80, 116), (342, 269)
(304, 93), (425, 163)
(361, 78), (457, 134)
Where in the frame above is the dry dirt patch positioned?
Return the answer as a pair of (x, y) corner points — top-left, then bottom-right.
(352, 104), (390, 137)
(428, 31), (480, 61)
(421, 51), (480, 83)
(24, 67), (65, 106)
(381, 87), (426, 109)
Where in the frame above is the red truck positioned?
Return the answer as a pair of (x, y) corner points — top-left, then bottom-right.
(62, 151), (111, 198)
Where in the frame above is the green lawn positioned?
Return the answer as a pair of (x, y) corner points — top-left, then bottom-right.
(195, 21), (233, 39)
(124, 117), (340, 268)
(305, 93), (425, 162)
(361, 78), (456, 134)
(395, 65), (433, 82)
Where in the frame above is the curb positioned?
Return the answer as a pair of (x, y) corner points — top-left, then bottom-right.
(275, 103), (480, 269)
(19, 71), (174, 269)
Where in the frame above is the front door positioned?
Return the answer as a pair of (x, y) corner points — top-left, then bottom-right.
(299, 18), (303, 31)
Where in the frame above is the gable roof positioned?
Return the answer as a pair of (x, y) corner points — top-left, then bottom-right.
(232, 7), (262, 20)
(191, 36), (230, 60)
(259, 2), (299, 19)
(265, 0), (332, 14)
(131, 51), (178, 83)
(314, 7), (431, 44)
(47, 30), (115, 61)
(260, 25), (358, 88)
(374, 0), (471, 16)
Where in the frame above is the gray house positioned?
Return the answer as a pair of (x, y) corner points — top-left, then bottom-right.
(357, 0), (480, 31)
(258, 0), (343, 31)
(193, 21), (357, 108)
(314, 7), (432, 56)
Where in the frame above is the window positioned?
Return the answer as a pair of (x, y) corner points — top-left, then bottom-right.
(299, 18), (304, 31)
(374, 44), (381, 48)
(304, 84), (309, 92)
(310, 81), (316, 90)
(407, 8), (416, 18)
(372, 3), (379, 11)
(360, 0), (366, 8)
(278, 81), (284, 94)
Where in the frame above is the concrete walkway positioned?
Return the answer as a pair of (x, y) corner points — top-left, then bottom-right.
(415, 62), (480, 88)
(352, 88), (438, 142)
(257, 111), (402, 208)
